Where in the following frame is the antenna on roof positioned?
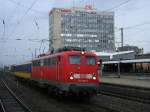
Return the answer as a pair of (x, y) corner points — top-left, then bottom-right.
(73, 0), (75, 8)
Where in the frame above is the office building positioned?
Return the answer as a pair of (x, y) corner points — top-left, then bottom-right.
(49, 6), (115, 52)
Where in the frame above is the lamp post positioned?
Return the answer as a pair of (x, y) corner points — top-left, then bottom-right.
(117, 49), (121, 78)
(118, 58), (121, 78)
(2, 19), (5, 37)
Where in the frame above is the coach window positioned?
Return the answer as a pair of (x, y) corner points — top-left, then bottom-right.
(37, 60), (40, 66)
(44, 59), (48, 66)
(69, 55), (81, 64)
(48, 58), (51, 65)
(44, 59), (46, 66)
(33, 61), (36, 66)
(33, 61), (37, 66)
(52, 58), (56, 65)
(86, 56), (95, 65)
(40, 60), (44, 66)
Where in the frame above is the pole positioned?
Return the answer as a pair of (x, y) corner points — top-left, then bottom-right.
(2, 19), (5, 37)
(22, 55), (25, 61)
(34, 48), (36, 58)
(117, 50), (120, 78)
(118, 60), (120, 78)
(32, 52), (33, 60)
(73, 0), (75, 7)
(120, 28), (123, 47)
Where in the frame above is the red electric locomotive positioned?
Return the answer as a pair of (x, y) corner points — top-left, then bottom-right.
(32, 47), (99, 96)
(14, 47), (99, 97)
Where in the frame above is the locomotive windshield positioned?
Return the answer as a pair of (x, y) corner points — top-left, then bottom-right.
(69, 55), (81, 64)
(86, 56), (95, 65)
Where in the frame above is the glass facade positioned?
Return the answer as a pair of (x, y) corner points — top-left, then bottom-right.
(49, 8), (115, 52)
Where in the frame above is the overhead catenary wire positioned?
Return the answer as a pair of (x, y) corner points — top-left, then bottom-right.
(74, 0), (132, 11)
(105, 0), (132, 11)
(115, 20), (150, 48)
(115, 1), (150, 17)
(115, 19), (150, 32)
(73, 0), (95, 8)
(8, 0), (39, 38)
(123, 20), (150, 29)
(0, 38), (48, 43)
(106, 0), (150, 32)
(6, 0), (44, 14)
(75, 0), (85, 7)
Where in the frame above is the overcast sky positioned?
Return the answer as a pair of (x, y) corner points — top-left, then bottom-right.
(0, 0), (150, 65)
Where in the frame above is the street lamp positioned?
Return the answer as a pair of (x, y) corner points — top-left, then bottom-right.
(118, 58), (121, 78)
(117, 49), (121, 78)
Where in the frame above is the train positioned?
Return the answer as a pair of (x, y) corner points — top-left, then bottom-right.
(13, 47), (99, 97)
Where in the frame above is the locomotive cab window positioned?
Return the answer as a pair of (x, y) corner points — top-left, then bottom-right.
(86, 56), (95, 65)
(69, 55), (81, 64)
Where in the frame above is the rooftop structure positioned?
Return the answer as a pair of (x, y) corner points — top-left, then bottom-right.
(118, 45), (143, 55)
(96, 51), (135, 61)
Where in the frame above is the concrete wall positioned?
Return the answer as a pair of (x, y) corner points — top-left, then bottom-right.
(49, 8), (61, 50)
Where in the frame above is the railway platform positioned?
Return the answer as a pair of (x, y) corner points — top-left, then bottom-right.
(99, 73), (150, 89)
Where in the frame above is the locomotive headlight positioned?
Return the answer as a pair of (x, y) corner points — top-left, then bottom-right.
(93, 76), (96, 80)
(81, 51), (84, 54)
(70, 76), (74, 80)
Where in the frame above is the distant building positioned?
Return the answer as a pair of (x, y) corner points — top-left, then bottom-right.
(49, 6), (115, 52)
(118, 45), (143, 55)
(136, 53), (150, 59)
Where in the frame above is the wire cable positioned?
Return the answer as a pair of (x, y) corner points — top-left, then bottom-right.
(8, 0), (39, 38)
(6, 0), (44, 14)
(124, 20), (150, 29)
(105, 0), (132, 11)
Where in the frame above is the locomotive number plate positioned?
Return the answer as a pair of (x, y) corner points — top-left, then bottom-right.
(73, 74), (92, 79)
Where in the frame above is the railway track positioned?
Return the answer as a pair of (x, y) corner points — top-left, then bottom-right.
(2, 73), (150, 112)
(0, 99), (5, 112)
(0, 79), (32, 112)
(99, 83), (150, 104)
(3, 74), (119, 112)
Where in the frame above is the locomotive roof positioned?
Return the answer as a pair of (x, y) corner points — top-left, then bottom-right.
(14, 61), (32, 66)
(32, 50), (96, 61)
(14, 51), (97, 66)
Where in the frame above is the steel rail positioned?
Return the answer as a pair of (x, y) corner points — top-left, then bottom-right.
(0, 99), (6, 112)
(99, 83), (150, 104)
(0, 79), (33, 112)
